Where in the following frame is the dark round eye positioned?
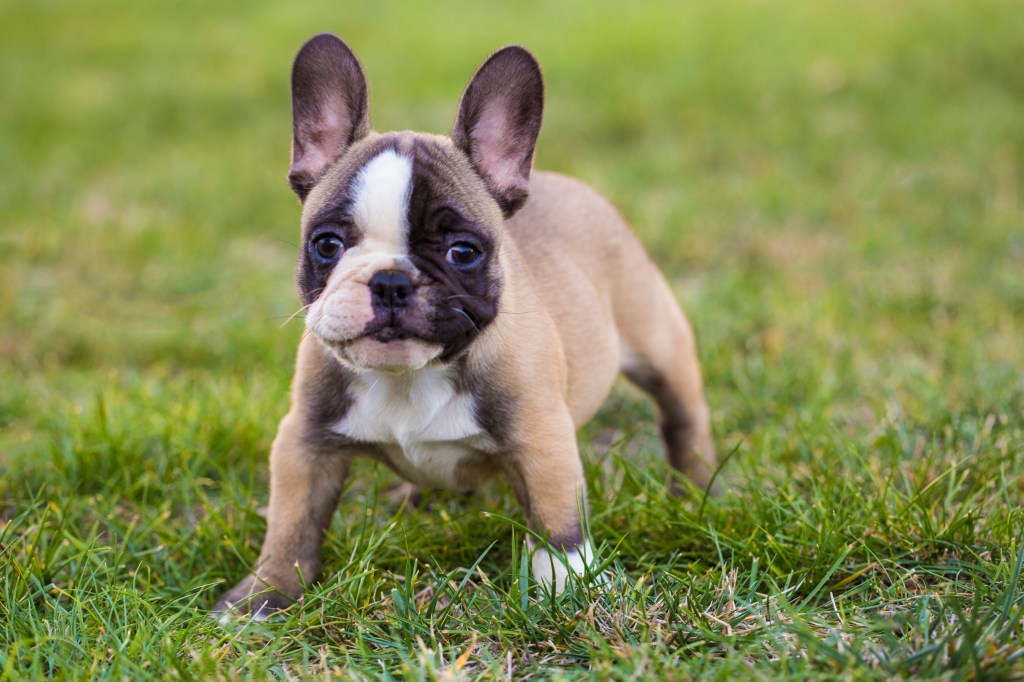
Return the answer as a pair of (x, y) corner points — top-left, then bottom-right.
(445, 242), (482, 268)
(312, 234), (343, 262)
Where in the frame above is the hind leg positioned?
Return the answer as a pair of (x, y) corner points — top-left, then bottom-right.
(619, 278), (718, 495)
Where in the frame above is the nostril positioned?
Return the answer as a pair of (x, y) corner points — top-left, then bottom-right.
(393, 281), (412, 301)
(369, 271), (415, 309)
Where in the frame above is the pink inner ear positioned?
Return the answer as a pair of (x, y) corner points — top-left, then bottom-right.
(472, 98), (525, 192)
(292, 107), (351, 185)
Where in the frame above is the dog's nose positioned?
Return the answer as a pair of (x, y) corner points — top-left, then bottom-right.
(369, 270), (414, 310)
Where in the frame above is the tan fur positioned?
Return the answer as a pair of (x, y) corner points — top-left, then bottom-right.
(509, 172), (717, 491)
(483, 171), (717, 523)
(222, 411), (349, 613)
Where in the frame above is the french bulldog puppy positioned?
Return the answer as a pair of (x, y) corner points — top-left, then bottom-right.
(216, 33), (717, 618)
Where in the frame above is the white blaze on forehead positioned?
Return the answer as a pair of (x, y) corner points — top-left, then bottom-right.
(350, 149), (413, 254)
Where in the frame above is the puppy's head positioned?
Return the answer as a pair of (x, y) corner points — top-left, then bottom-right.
(287, 34), (543, 371)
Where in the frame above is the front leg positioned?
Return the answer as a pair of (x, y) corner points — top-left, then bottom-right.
(215, 414), (349, 619)
(505, 408), (597, 593)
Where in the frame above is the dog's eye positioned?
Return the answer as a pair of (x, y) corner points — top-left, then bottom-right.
(312, 234), (344, 262)
(445, 242), (482, 268)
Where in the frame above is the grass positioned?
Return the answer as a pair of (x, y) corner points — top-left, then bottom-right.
(2, 0), (1023, 678)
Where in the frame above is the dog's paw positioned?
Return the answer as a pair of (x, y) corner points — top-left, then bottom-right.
(213, 575), (296, 625)
(531, 541), (607, 594)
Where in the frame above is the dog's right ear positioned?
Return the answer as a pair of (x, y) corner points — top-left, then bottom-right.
(288, 34), (371, 201)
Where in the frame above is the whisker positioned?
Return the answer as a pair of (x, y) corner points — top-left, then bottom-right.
(450, 307), (482, 334)
(269, 236), (301, 251)
(277, 302), (314, 329)
(444, 294), (532, 315)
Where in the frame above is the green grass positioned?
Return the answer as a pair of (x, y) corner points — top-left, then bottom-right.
(2, 0), (1023, 678)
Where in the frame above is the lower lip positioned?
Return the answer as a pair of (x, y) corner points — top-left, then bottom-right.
(336, 335), (442, 370)
(371, 327), (414, 343)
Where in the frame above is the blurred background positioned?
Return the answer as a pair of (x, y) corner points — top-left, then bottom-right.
(2, 1), (1023, 675)
(1, 0), (1022, 492)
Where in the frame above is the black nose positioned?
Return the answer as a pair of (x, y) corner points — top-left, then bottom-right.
(369, 270), (414, 310)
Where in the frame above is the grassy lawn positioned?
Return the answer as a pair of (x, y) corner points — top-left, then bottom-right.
(2, 0), (1023, 678)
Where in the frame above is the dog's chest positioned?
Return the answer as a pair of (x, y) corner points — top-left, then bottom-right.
(331, 368), (490, 490)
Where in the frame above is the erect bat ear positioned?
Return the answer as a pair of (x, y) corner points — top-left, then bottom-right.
(451, 46), (544, 218)
(288, 33), (371, 201)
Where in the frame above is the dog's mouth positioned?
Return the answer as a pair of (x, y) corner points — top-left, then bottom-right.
(365, 325), (414, 343)
(359, 317), (424, 344)
(323, 327), (442, 371)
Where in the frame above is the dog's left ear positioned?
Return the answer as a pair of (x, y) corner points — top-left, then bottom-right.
(289, 33), (371, 201)
(452, 46), (544, 218)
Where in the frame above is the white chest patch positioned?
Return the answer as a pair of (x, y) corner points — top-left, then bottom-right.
(332, 367), (488, 490)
